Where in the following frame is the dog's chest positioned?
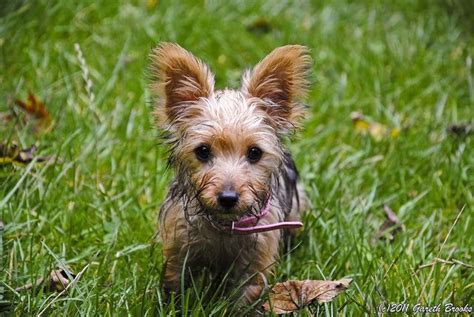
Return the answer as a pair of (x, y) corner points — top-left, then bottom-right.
(187, 227), (259, 268)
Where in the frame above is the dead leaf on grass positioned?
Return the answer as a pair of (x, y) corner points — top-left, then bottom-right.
(447, 122), (473, 137)
(374, 204), (404, 242)
(146, 0), (158, 10)
(14, 92), (53, 132)
(246, 17), (273, 34)
(262, 278), (352, 314)
(15, 267), (77, 293)
(351, 112), (400, 141)
(0, 143), (56, 166)
(0, 112), (15, 124)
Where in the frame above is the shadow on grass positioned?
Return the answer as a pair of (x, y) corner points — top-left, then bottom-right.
(439, 0), (474, 33)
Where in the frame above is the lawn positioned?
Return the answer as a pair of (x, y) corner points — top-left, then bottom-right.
(0, 0), (473, 315)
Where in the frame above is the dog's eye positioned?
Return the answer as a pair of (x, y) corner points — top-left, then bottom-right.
(194, 145), (211, 162)
(247, 146), (263, 163)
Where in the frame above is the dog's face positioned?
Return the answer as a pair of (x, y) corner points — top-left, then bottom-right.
(149, 43), (311, 221)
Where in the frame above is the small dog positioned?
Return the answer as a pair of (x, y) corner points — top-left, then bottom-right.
(149, 43), (311, 304)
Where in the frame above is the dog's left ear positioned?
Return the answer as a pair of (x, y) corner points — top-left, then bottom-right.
(242, 45), (312, 133)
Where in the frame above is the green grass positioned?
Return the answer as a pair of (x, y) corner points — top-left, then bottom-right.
(1, 0), (473, 315)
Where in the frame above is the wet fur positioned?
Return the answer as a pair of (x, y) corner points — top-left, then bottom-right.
(149, 43), (311, 304)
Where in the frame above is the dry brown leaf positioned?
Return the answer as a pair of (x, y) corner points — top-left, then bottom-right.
(246, 17), (273, 35)
(48, 268), (77, 291)
(0, 143), (19, 160)
(262, 278), (352, 314)
(14, 92), (53, 132)
(15, 267), (77, 293)
(14, 93), (49, 120)
(0, 143), (56, 166)
(374, 204), (404, 242)
(447, 122), (473, 137)
(0, 112), (15, 123)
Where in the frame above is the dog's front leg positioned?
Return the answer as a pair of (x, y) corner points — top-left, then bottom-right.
(162, 254), (183, 293)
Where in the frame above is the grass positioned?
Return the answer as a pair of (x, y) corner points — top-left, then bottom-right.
(0, 0), (473, 315)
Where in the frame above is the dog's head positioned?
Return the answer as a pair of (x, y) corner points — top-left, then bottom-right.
(149, 43), (311, 221)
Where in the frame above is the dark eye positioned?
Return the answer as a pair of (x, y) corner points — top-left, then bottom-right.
(247, 146), (263, 163)
(194, 145), (211, 162)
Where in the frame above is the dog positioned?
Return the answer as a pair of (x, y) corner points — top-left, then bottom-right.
(149, 43), (311, 305)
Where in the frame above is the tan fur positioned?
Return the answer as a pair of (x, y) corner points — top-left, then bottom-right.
(149, 43), (312, 305)
(242, 45), (312, 133)
(149, 42), (214, 129)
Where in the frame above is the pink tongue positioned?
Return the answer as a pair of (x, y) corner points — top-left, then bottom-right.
(233, 203), (270, 227)
(224, 201), (304, 234)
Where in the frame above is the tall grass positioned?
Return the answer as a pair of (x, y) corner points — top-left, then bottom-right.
(0, 0), (472, 315)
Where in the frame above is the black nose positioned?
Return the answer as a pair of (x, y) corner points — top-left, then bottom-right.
(217, 191), (239, 210)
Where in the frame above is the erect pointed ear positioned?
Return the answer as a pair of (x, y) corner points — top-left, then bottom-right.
(149, 42), (214, 128)
(242, 45), (312, 133)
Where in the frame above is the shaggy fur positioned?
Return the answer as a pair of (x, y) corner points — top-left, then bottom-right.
(149, 43), (311, 304)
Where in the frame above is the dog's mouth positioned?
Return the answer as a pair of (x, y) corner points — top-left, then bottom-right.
(202, 196), (270, 228)
(211, 213), (243, 224)
(210, 210), (257, 225)
(198, 196), (304, 235)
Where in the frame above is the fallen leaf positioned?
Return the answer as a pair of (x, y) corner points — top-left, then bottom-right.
(390, 128), (401, 138)
(447, 122), (473, 137)
(0, 143), (19, 161)
(14, 93), (49, 120)
(0, 143), (56, 166)
(146, 0), (158, 10)
(15, 267), (76, 293)
(0, 112), (15, 123)
(246, 17), (273, 35)
(262, 278), (352, 314)
(351, 112), (399, 141)
(48, 268), (77, 291)
(14, 92), (53, 132)
(353, 115), (370, 133)
(374, 204), (404, 241)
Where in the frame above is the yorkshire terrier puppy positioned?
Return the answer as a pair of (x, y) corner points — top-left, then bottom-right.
(149, 43), (311, 304)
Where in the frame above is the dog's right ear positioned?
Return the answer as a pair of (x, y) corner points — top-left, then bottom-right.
(149, 43), (214, 128)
